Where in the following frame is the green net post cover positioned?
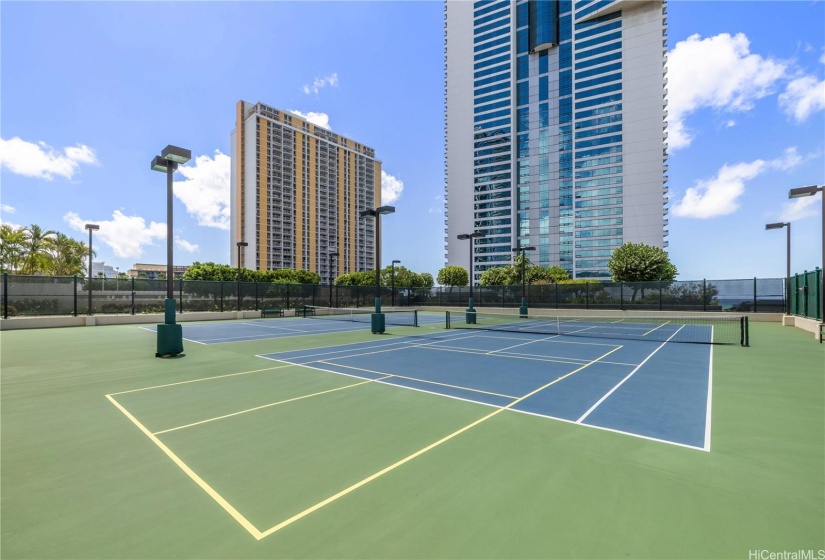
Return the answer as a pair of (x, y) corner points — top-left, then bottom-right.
(371, 313), (385, 334)
(156, 323), (183, 357)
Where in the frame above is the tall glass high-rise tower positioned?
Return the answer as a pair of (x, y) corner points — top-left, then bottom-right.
(445, 0), (668, 280)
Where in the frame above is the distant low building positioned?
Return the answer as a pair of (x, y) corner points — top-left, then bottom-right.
(91, 262), (117, 278)
(127, 263), (189, 279)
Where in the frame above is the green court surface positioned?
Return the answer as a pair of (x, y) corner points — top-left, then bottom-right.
(1, 320), (823, 559)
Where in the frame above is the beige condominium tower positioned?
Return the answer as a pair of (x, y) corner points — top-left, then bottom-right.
(230, 101), (382, 283)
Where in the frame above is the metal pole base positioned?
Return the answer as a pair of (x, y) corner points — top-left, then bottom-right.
(371, 313), (386, 334)
(466, 296), (477, 324)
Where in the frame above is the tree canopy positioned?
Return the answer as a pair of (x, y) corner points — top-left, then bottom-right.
(1, 224), (90, 276)
(335, 266), (433, 288)
(478, 254), (572, 286)
(183, 262), (321, 284)
(607, 242), (678, 282)
(437, 265), (469, 287)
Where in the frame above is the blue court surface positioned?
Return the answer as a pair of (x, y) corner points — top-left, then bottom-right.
(258, 329), (713, 450)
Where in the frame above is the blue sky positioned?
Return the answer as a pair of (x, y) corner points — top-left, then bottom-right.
(1, 1), (823, 283)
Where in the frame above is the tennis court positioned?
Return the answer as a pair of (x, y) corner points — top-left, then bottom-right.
(1, 315), (823, 558)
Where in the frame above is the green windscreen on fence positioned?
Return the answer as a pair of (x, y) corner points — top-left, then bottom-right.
(789, 269), (822, 320)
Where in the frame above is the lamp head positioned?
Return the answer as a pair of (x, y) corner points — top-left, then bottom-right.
(392, 260), (401, 265)
(457, 234), (470, 240)
(161, 145), (192, 165)
(376, 205), (395, 215)
(85, 223), (100, 232)
(359, 209), (376, 220)
(151, 155), (171, 173)
(788, 185), (821, 199)
(236, 241), (249, 247)
(765, 222), (788, 230)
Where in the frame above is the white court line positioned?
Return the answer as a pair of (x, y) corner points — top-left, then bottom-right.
(318, 360), (519, 399)
(575, 325), (686, 424)
(486, 333), (561, 355)
(108, 364), (295, 396)
(704, 328), (714, 451)
(152, 376), (392, 435)
(138, 325), (207, 345)
(237, 322), (310, 333)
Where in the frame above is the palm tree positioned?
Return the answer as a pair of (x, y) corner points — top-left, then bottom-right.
(21, 224), (56, 275)
(47, 233), (89, 276)
(0, 224), (27, 273)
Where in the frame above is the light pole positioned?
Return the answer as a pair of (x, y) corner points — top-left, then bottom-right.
(116, 267), (119, 291)
(765, 222), (791, 314)
(458, 231), (486, 322)
(329, 250), (338, 307)
(788, 184), (824, 326)
(359, 205), (395, 333)
(236, 241), (248, 312)
(512, 245), (536, 317)
(151, 144), (191, 357)
(85, 223), (99, 315)
(391, 259), (400, 306)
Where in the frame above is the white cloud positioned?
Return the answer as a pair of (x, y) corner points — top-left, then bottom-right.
(301, 73), (339, 95)
(381, 170), (404, 205)
(0, 137), (99, 180)
(778, 74), (825, 122)
(175, 237), (199, 253)
(289, 110), (332, 130)
(779, 195), (821, 223)
(429, 195), (444, 215)
(64, 210), (166, 259)
(667, 33), (787, 150)
(725, 120), (736, 128)
(1, 204), (15, 214)
(672, 147), (806, 219)
(173, 150), (231, 230)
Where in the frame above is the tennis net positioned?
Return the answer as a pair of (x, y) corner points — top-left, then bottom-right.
(304, 306), (419, 327)
(446, 311), (748, 345)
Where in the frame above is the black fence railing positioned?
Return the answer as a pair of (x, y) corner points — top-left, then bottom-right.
(0, 274), (787, 318)
(789, 269), (822, 321)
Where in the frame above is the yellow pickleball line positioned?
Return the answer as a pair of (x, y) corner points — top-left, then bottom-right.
(257, 343), (624, 540)
(105, 394), (264, 540)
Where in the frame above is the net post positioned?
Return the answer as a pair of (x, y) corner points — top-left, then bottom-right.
(413, 310), (418, 327)
(740, 316), (749, 346)
(446, 310), (451, 329)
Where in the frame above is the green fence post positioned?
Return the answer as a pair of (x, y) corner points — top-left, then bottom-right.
(3, 272), (8, 319)
(286, 284), (290, 310)
(255, 280), (259, 311)
(131, 277), (135, 315)
(753, 277), (757, 313)
(179, 278), (184, 314)
(620, 282), (624, 311)
(816, 268), (822, 321)
(73, 275), (78, 317)
(803, 271), (809, 317)
(585, 282), (590, 309)
(220, 281), (224, 312)
(659, 281), (663, 311)
(703, 279), (707, 312)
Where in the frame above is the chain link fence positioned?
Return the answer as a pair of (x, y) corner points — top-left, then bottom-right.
(1, 274), (789, 318)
